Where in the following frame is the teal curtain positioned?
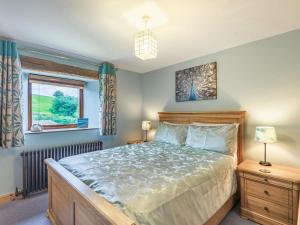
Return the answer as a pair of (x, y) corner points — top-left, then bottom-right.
(0, 40), (24, 148)
(99, 63), (117, 135)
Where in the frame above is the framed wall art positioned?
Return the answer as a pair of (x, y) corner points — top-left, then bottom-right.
(175, 62), (217, 102)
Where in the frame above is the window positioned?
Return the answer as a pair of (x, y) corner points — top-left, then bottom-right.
(28, 74), (84, 130)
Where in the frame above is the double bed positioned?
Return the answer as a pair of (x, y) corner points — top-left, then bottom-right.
(45, 111), (246, 225)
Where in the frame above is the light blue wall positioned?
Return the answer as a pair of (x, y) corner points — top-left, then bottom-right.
(141, 29), (300, 168)
(85, 81), (101, 128)
(3, 29), (300, 195)
(0, 53), (143, 195)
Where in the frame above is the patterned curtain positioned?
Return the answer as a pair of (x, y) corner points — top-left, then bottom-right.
(99, 62), (116, 135)
(0, 40), (24, 148)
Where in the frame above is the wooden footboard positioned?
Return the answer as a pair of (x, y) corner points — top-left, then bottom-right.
(45, 158), (136, 225)
(45, 157), (238, 225)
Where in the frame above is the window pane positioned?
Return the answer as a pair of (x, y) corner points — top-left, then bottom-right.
(32, 83), (80, 126)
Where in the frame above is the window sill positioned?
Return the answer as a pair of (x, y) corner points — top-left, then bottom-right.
(25, 127), (99, 135)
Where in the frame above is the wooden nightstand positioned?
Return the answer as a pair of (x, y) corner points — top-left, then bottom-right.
(238, 160), (300, 225)
(127, 140), (145, 145)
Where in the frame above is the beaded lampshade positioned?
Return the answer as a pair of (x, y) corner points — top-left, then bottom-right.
(135, 16), (157, 60)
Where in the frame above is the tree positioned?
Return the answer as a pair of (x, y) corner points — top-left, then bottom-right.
(53, 90), (64, 97)
(50, 91), (78, 117)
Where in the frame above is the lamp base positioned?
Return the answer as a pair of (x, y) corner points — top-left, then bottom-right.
(259, 168), (271, 173)
(259, 161), (272, 166)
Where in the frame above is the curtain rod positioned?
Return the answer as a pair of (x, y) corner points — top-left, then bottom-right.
(18, 48), (102, 68)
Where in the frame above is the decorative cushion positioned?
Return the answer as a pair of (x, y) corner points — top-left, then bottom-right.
(154, 123), (188, 145)
(186, 124), (239, 155)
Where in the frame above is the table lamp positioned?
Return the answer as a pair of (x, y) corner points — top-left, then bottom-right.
(254, 126), (277, 167)
(142, 121), (151, 142)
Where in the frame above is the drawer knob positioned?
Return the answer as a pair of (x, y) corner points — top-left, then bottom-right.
(264, 207), (269, 212)
(264, 178), (268, 182)
(264, 190), (269, 195)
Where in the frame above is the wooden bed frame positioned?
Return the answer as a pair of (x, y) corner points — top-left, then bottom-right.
(45, 111), (246, 225)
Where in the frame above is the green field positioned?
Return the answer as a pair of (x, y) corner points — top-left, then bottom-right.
(32, 94), (53, 115)
(32, 94), (78, 125)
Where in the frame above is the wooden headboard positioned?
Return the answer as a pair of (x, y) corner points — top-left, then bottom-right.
(158, 111), (246, 164)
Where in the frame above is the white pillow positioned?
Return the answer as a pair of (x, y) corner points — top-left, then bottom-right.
(154, 123), (188, 145)
(163, 121), (189, 126)
(186, 123), (239, 155)
(192, 122), (239, 127)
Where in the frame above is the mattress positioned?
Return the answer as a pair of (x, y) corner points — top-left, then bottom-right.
(59, 141), (237, 225)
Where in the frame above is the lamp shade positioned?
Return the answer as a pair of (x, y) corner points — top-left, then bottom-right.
(142, 121), (151, 131)
(135, 29), (158, 60)
(255, 126), (277, 143)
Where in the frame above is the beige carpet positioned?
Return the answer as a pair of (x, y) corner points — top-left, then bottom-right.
(0, 193), (257, 225)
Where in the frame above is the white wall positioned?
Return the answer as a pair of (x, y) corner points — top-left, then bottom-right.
(141, 29), (300, 168)
(0, 61), (143, 195)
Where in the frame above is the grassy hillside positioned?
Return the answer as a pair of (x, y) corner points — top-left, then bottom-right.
(32, 94), (53, 115)
(31, 94), (78, 125)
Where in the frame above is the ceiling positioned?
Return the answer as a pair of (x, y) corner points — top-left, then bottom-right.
(1, 0), (300, 73)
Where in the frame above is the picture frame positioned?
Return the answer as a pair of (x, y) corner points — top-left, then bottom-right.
(175, 62), (217, 102)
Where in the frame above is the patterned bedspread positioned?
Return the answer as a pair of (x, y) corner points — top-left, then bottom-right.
(59, 141), (237, 225)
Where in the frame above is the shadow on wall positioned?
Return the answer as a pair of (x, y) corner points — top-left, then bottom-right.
(143, 87), (243, 122)
(143, 87), (300, 168)
(143, 89), (243, 135)
(163, 88), (242, 112)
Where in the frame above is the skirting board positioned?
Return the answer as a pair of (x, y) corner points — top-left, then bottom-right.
(0, 193), (16, 205)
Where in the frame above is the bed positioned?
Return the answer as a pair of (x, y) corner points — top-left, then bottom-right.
(45, 111), (246, 225)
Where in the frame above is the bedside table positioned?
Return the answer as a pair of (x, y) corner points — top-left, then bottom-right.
(127, 140), (145, 145)
(238, 160), (300, 225)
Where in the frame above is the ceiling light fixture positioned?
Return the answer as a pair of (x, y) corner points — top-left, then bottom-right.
(135, 16), (157, 60)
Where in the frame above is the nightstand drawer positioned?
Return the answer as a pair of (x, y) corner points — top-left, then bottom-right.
(239, 160), (300, 225)
(246, 195), (292, 224)
(246, 179), (291, 206)
(244, 173), (293, 189)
